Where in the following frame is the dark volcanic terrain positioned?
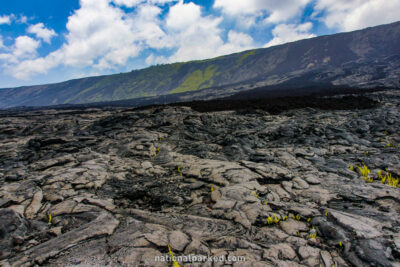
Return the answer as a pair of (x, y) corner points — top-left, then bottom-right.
(1, 21), (400, 109)
(1, 89), (400, 266)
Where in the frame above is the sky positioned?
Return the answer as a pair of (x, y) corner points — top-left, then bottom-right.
(0, 0), (399, 88)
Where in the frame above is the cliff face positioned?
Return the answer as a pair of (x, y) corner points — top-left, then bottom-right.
(1, 21), (400, 108)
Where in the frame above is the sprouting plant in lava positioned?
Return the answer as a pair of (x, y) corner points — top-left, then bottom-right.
(358, 163), (373, 183)
(378, 170), (399, 188)
(309, 226), (317, 239)
(273, 214), (280, 223)
(168, 245), (180, 267)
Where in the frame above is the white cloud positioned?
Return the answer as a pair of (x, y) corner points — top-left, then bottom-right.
(14, 36), (40, 58)
(27, 23), (57, 43)
(164, 1), (254, 62)
(60, 0), (138, 68)
(0, 15), (12, 25)
(7, 53), (60, 80)
(145, 53), (168, 65)
(0, 36), (42, 79)
(112, 0), (175, 7)
(4, 0), (257, 80)
(166, 1), (202, 30)
(264, 22), (316, 47)
(0, 36), (40, 64)
(131, 4), (172, 49)
(2, 0), (168, 78)
(214, 0), (311, 25)
(217, 30), (254, 55)
(315, 0), (400, 31)
(17, 15), (28, 24)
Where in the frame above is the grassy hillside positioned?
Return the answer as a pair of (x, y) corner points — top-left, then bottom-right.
(64, 51), (257, 104)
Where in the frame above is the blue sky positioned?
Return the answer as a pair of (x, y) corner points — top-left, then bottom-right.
(0, 0), (399, 88)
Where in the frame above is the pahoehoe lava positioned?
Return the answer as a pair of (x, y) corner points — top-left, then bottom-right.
(0, 89), (400, 266)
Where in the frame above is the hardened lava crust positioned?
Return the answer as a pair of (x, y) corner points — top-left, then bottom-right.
(0, 89), (399, 266)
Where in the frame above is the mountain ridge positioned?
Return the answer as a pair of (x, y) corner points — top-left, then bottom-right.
(1, 21), (400, 108)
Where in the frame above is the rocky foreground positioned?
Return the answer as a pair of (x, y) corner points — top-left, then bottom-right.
(1, 90), (400, 267)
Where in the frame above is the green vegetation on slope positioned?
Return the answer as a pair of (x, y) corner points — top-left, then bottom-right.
(170, 65), (219, 94)
(62, 50), (255, 104)
(236, 50), (256, 67)
(65, 63), (186, 103)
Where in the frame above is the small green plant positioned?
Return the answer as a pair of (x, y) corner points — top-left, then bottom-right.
(378, 170), (398, 187)
(168, 245), (180, 267)
(152, 147), (160, 157)
(358, 163), (370, 178)
(210, 186), (214, 192)
(358, 163), (373, 182)
(177, 166), (183, 176)
(252, 191), (259, 198)
(309, 226), (317, 239)
(267, 214), (282, 225)
(48, 213), (52, 225)
(349, 164), (354, 171)
(273, 214), (280, 224)
(387, 173), (399, 187)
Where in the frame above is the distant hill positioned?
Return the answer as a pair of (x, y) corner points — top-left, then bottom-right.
(1, 21), (400, 109)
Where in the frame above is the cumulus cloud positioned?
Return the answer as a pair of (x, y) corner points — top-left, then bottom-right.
(264, 22), (316, 47)
(214, 0), (311, 25)
(0, 15), (12, 25)
(131, 4), (172, 49)
(1, 0), (141, 78)
(0, 36), (40, 64)
(145, 53), (167, 65)
(3, 0), (257, 80)
(1, 0), (173, 79)
(112, 0), (175, 7)
(314, 0), (400, 31)
(61, 0), (141, 68)
(6, 51), (62, 80)
(164, 1), (254, 62)
(27, 23), (57, 43)
(0, 14), (28, 25)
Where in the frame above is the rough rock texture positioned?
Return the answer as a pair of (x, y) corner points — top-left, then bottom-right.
(0, 90), (400, 266)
